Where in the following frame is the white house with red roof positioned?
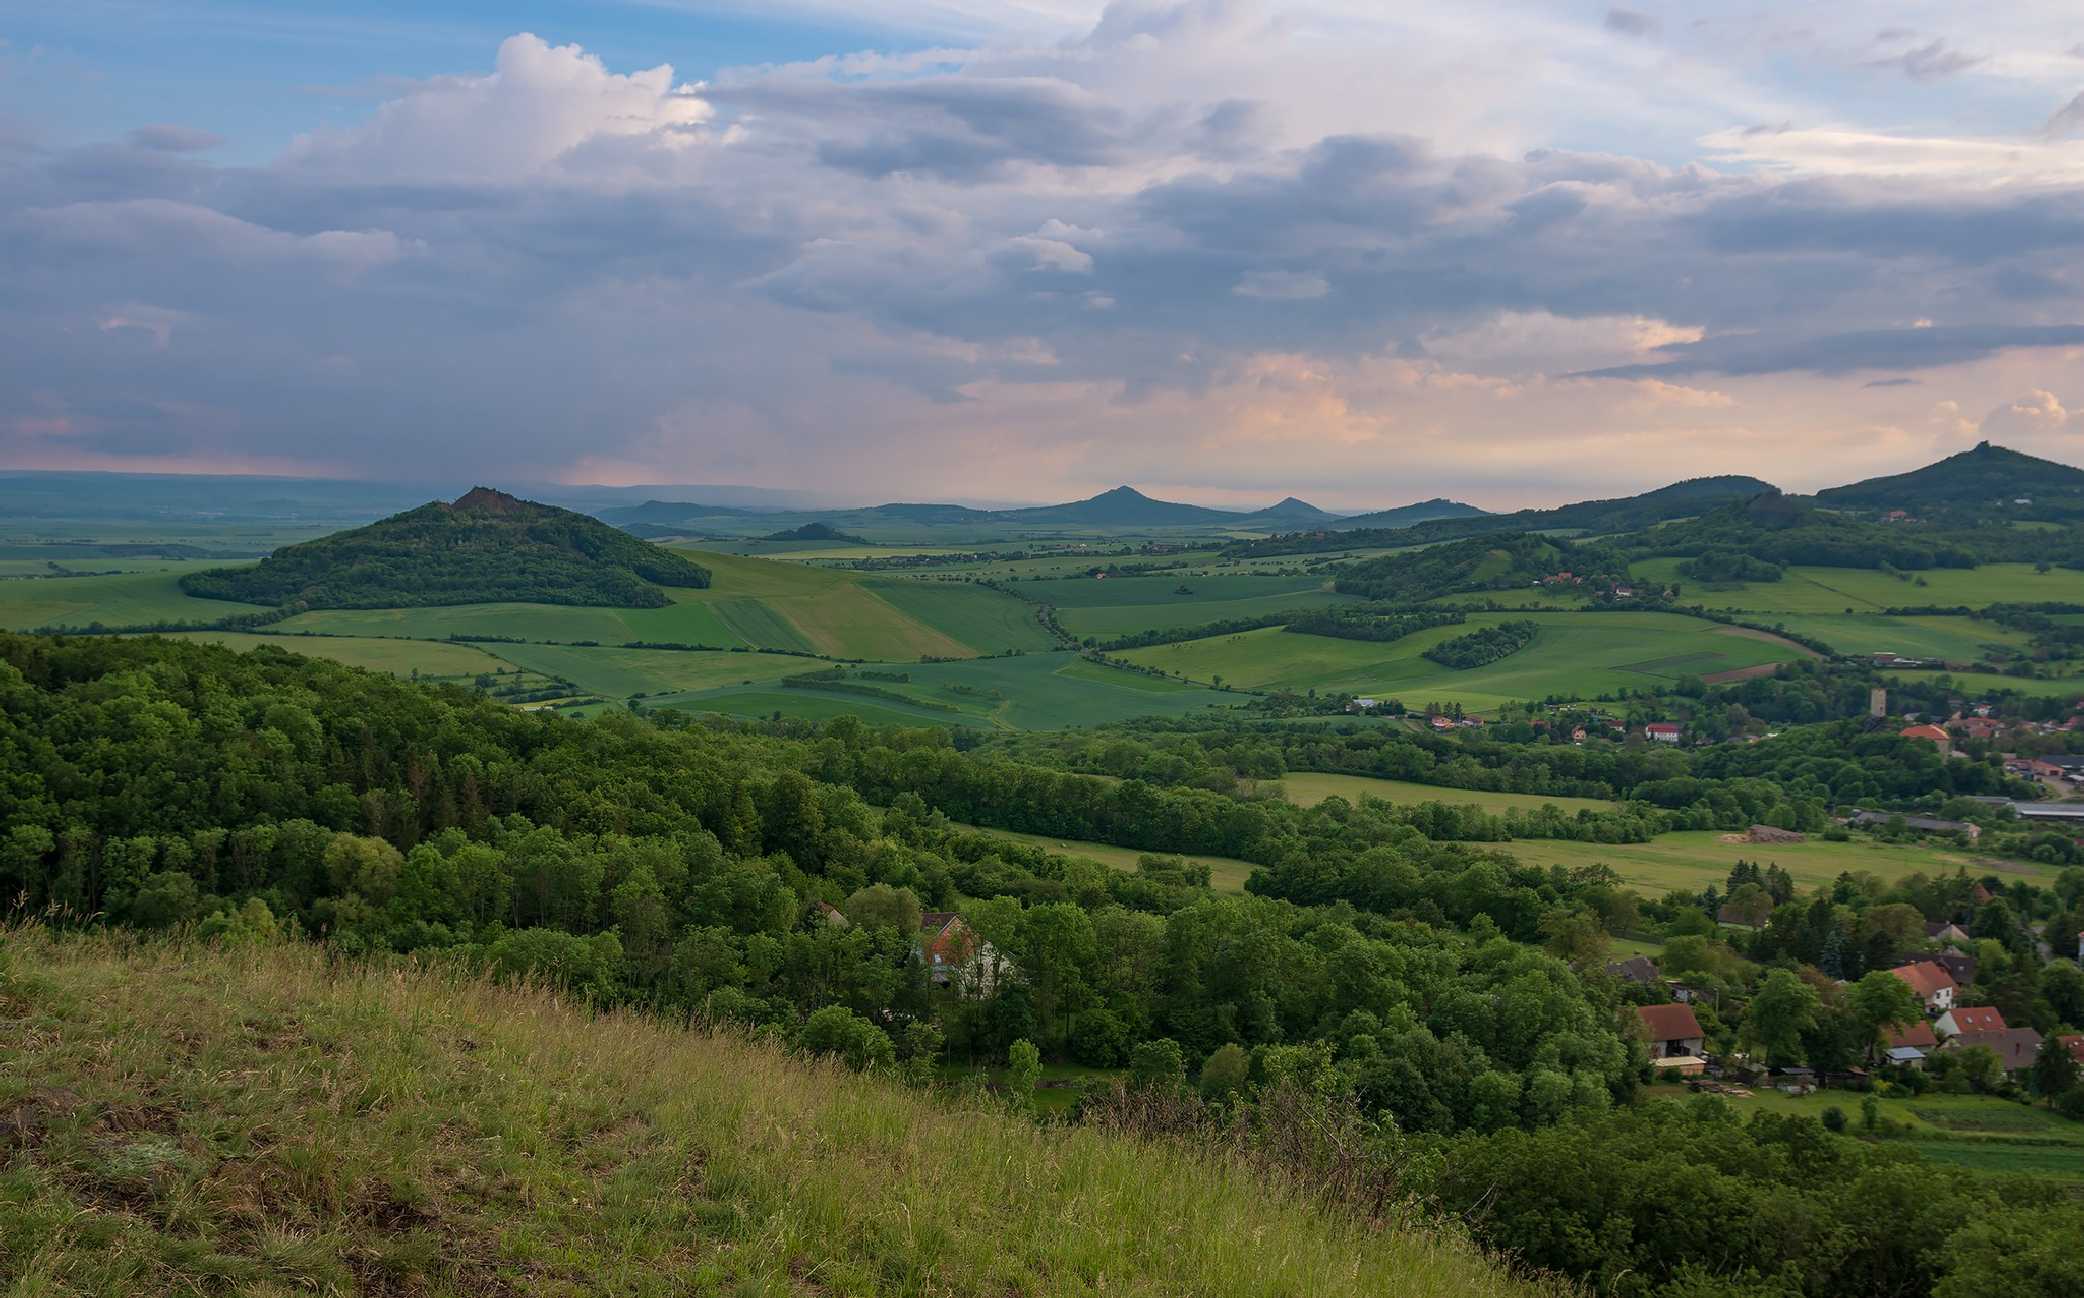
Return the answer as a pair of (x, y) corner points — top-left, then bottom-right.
(1888, 960), (1956, 1012)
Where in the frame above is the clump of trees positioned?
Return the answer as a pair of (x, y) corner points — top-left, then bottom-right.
(1422, 620), (1538, 669)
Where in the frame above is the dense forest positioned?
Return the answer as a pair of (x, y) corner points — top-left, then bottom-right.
(8, 631), (2084, 1297)
(1282, 607), (1464, 643)
(180, 487), (713, 609)
(1423, 619), (1538, 668)
(1334, 534), (1625, 602)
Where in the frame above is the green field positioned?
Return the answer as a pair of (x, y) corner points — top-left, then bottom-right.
(863, 579), (1057, 653)
(158, 631), (511, 677)
(1119, 612), (1812, 708)
(1060, 588), (1348, 638)
(1277, 771), (1615, 815)
(1630, 560), (2084, 613)
(660, 687), (970, 728)
(476, 643), (815, 699)
(653, 652), (1241, 730)
(273, 553), (1042, 661)
(1492, 830), (2055, 895)
(1761, 613), (2033, 661)
(1643, 1085), (2084, 1178)
(1884, 670), (2084, 701)
(0, 566), (265, 631)
(950, 822), (1255, 892)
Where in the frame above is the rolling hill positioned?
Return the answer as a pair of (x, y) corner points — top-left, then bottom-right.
(1233, 496), (1348, 528)
(1332, 496), (1488, 529)
(1817, 441), (2084, 510)
(181, 487), (713, 609)
(997, 485), (1241, 525)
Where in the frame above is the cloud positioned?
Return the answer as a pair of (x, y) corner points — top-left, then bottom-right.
(1574, 325), (2084, 379)
(281, 33), (712, 184)
(1604, 8), (1660, 39)
(7, 13), (2084, 499)
(2048, 92), (2084, 141)
(1233, 269), (1328, 299)
(1864, 38), (1983, 83)
(126, 125), (223, 153)
(1979, 389), (2070, 441)
(1862, 377), (1919, 388)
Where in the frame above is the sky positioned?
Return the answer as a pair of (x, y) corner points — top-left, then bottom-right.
(2, 1), (2082, 510)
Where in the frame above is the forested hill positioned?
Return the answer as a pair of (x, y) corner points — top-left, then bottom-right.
(180, 486), (713, 609)
(1818, 441), (2084, 511)
(1333, 533), (1622, 601)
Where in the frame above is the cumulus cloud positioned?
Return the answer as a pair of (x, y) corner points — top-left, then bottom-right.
(6, 7), (2084, 499)
(1979, 389), (2070, 440)
(281, 33), (712, 183)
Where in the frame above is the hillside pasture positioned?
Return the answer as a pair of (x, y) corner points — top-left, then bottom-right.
(0, 565), (265, 631)
(156, 631), (510, 678)
(1489, 830), (2056, 895)
(1641, 1086), (2084, 1179)
(1882, 670), (2084, 701)
(1762, 613), (2034, 661)
(476, 643), (813, 699)
(1276, 771), (1616, 815)
(650, 651), (1239, 730)
(1631, 560), (2084, 613)
(1117, 612), (1812, 709)
(276, 552), (1042, 661)
(949, 822), (1255, 892)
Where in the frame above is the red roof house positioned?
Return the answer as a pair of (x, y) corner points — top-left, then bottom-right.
(1888, 961), (1956, 1011)
(1938, 1006), (2007, 1037)
(1885, 1021), (1938, 1050)
(1635, 1003), (1706, 1058)
(1899, 724), (1952, 754)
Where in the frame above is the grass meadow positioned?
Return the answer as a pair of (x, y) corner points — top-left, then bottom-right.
(949, 822), (1257, 892)
(1118, 612), (1812, 708)
(1275, 771), (1616, 815)
(276, 553), (1045, 660)
(1641, 1085), (2084, 1179)
(1628, 560), (2084, 613)
(0, 929), (1541, 1298)
(652, 652), (1242, 731)
(0, 566), (264, 631)
(157, 631), (512, 678)
(1489, 830), (2058, 895)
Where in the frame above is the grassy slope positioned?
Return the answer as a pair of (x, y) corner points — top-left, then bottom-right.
(1885, 670), (2084, 701)
(274, 555), (1040, 662)
(947, 823), (1257, 892)
(1490, 831), (2060, 895)
(1761, 613), (2033, 661)
(157, 632), (511, 678)
(653, 653), (1241, 731)
(1118, 613), (1809, 708)
(1639, 1085), (2084, 1179)
(1276, 771), (1615, 815)
(1629, 560), (2084, 613)
(0, 932), (1533, 1298)
(0, 567), (265, 631)
(479, 644), (813, 699)
(862, 580), (1058, 654)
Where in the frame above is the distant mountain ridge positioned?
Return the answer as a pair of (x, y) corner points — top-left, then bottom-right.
(182, 487), (713, 609)
(1332, 497), (1489, 529)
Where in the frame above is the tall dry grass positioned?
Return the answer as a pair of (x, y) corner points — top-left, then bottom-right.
(0, 927), (1558, 1296)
